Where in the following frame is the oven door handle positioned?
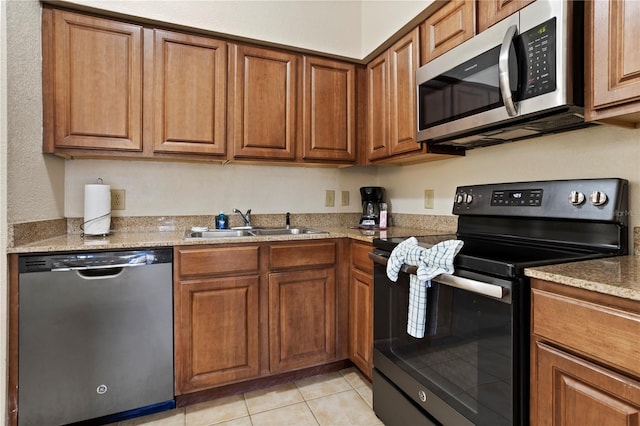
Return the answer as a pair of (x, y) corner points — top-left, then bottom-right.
(368, 252), (508, 299)
(434, 274), (508, 300)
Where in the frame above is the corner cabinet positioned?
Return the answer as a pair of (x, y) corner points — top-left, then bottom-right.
(530, 279), (640, 425)
(42, 9), (144, 154)
(150, 30), (227, 156)
(228, 44), (299, 161)
(585, 0), (640, 125)
(348, 241), (374, 378)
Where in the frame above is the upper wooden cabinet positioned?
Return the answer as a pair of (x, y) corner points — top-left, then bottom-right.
(585, 0), (640, 125)
(301, 56), (356, 163)
(150, 30), (227, 156)
(477, 0), (535, 33)
(420, 0), (475, 65)
(228, 44), (299, 161)
(366, 28), (422, 162)
(42, 9), (144, 153)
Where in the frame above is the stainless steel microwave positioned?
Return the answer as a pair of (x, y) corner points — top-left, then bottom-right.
(416, 0), (592, 150)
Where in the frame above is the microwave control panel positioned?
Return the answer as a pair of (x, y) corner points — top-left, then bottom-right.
(519, 17), (557, 100)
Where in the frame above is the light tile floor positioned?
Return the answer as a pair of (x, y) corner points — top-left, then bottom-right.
(118, 368), (383, 426)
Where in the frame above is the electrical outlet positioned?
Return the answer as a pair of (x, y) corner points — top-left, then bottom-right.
(111, 189), (126, 210)
(325, 190), (335, 207)
(341, 190), (350, 206)
(424, 189), (434, 209)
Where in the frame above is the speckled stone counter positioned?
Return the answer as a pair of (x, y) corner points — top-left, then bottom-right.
(8, 226), (452, 254)
(525, 256), (640, 301)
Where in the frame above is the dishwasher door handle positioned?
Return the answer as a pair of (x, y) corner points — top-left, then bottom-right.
(76, 267), (125, 280)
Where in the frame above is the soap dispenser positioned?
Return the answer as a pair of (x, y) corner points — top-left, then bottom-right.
(215, 212), (228, 229)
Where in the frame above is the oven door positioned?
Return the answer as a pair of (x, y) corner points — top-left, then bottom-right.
(372, 255), (523, 426)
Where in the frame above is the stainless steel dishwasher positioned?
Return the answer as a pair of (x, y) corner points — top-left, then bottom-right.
(18, 248), (175, 425)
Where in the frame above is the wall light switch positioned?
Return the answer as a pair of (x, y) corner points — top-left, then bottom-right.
(424, 189), (434, 209)
(325, 190), (335, 207)
(341, 190), (350, 206)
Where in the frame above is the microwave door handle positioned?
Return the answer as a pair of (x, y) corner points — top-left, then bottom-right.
(499, 24), (519, 117)
(434, 274), (509, 300)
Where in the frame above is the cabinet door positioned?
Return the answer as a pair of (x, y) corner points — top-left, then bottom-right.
(366, 52), (390, 160)
(46, 10), (143, 152)
(389, 28), (421, 156)
(228, 44), (299, 160)
(477, 0), (534, 33)
(532, 341), (640, 426)
(302, 56), (356, 162)
(585, 0), (640, 123)
(349, 268), (373, 378)
(175, 275), (260, 394)
(151, 30), (227, 155)
(269, 267), (336, 372)
(420, 0), (475, 64)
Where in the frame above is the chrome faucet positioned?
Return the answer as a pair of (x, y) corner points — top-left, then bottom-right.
(233, 208), (252, 227)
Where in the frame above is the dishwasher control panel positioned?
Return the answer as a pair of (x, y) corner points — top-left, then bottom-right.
(19, 249), (173, 272)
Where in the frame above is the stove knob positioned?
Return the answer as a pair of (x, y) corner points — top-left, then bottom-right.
(589, 191), (608, 206)
(568, 191), (585, 206)
(465, 194), (474, 204)
(455, 193), (466, 204)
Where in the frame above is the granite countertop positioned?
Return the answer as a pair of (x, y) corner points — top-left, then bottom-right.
(525, 256), (640, 301)
(8, 226), (450, 254)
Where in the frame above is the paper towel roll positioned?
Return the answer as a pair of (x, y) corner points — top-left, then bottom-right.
(84, 184), (111, 235)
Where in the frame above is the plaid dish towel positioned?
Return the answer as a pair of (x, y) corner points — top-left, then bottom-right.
(387, 237), (464, 338)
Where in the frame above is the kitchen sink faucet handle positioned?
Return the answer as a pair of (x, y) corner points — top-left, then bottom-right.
(286, 212), (290, 229)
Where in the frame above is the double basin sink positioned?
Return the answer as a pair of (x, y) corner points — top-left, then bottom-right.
(184, 226), (328, 240)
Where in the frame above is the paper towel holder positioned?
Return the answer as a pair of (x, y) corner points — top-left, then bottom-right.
(82, 177), (112, 237)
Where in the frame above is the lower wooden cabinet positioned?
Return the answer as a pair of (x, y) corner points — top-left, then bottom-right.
(175, 275), (260, 394)
(349, 241), (373, 378)
(530, 279), (640, 425)
(534, 341), (640, 426)
(174, 240), (342, 395)
(269, 267), (336, 372)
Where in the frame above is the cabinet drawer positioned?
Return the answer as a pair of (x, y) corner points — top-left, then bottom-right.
(532, 288), (640, 378)
(269, 241), (336, 270)
(351, 241), (373, 274)
(177, 245), (260, 277)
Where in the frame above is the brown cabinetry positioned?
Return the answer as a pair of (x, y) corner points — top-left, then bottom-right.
(585, 0), (640, 125)
(174, 245), (262, 394)
(366, 28), (422, 162)
(420, 0), (475, 64)
(228, 44), (299, 161)
(477, 0), (534, 33)
(268, 242), (337, 372)
(43, 9), (144, 154)
(174, 239), (343, 395)
(530, 279), (640, 425)
(301, 56), (356, 163)
(151, 30), (227, 156)
(348, 241), (373, 378)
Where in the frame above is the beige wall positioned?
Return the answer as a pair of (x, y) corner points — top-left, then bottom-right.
(1, 0), (8, 421)
(7, 0), (65, 224)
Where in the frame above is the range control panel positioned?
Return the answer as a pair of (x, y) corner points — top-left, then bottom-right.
(490, 189), (543, 206)
(453, 178), (629, 223)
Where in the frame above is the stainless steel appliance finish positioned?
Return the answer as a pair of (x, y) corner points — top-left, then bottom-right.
(18, 249), (174, 425)
(371, 178), (628, 426)
(416, 0), (590, 151)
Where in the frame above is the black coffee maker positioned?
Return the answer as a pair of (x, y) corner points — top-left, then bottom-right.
(360, 186), (385, 227)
